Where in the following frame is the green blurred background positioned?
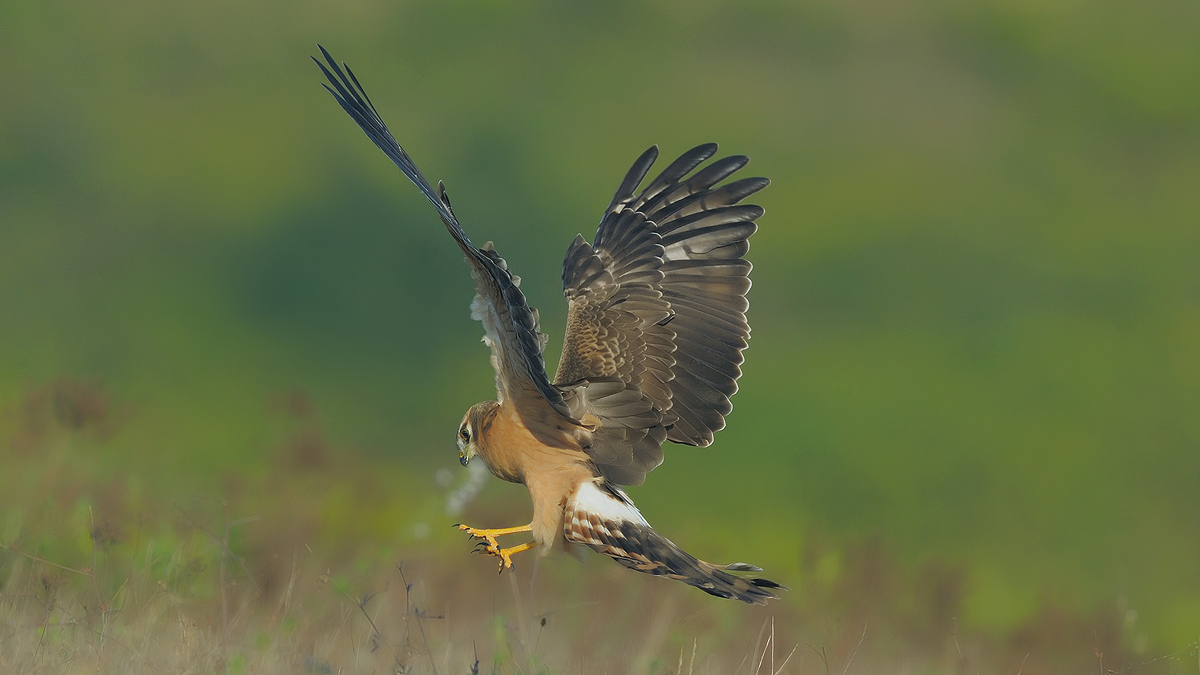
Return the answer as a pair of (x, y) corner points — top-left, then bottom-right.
(2, 0), (1198, 650)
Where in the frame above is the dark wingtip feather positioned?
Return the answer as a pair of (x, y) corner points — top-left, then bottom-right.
(315, 46), (571, 421)
(606, 145), (661, 214)
(312, 45), (461, 235)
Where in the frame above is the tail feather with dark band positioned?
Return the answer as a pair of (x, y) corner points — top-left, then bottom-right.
(565, 480), (784, 605)
(603, 520), (784, 605)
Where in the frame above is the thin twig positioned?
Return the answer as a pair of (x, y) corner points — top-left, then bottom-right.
(755, 618), (773, 674)
(173, 499), (261, 662)
(775, 645), (799, 675)
(806, 643), (831, 675)
(398, 562), (439, 675)
(739, 617), (770, 675)
(840, 623), (867, 675)
(347, 587), (406, 669)
(172, 502), (261, 592)
(88, 506), (104, 611)
(508, 569), (533, 670)
(5, 544), (92, 577)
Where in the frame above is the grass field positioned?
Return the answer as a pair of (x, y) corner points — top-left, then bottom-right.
(4, 524), (1189, 675)
(5, 526), (1184, 674)
(2, 381), (1193, 674)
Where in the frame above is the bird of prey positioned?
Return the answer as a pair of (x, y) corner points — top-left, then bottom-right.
(315, 46), (783, 604)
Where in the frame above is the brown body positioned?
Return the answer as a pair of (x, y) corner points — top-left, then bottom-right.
(466, 400), (594, 551)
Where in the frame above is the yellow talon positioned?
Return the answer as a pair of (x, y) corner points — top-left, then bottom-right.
(455, 523), (536, 573)
(494, 541), (537, 573)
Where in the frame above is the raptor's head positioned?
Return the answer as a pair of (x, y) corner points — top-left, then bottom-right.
(457, 400), (499, 467)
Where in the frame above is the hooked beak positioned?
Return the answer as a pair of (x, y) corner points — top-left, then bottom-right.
(459, 450), (470, 467)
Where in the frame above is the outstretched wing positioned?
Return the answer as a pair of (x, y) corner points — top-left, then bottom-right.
(314, 46), (570, 420)
(555, 144), (767, 485)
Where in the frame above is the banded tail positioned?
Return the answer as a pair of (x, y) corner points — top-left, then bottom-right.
(565, 480), (785, 605)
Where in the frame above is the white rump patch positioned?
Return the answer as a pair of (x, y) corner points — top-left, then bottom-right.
(570, 480), (649, 527)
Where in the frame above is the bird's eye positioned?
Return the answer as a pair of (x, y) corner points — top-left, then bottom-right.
(459, 426), (470, 441)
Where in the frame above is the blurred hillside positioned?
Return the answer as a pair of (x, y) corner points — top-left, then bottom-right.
(2, 0), (1198, 657)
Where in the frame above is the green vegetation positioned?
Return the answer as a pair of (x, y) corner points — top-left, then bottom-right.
(0, 397), (1180, 672)
(2, 0), (1199, 670)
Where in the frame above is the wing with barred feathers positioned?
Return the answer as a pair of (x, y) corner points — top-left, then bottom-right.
(315, 46), (570, 421)
(555, 144), (766, 485)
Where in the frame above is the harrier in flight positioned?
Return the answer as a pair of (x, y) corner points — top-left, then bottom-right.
(315, 47), (783, 604)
